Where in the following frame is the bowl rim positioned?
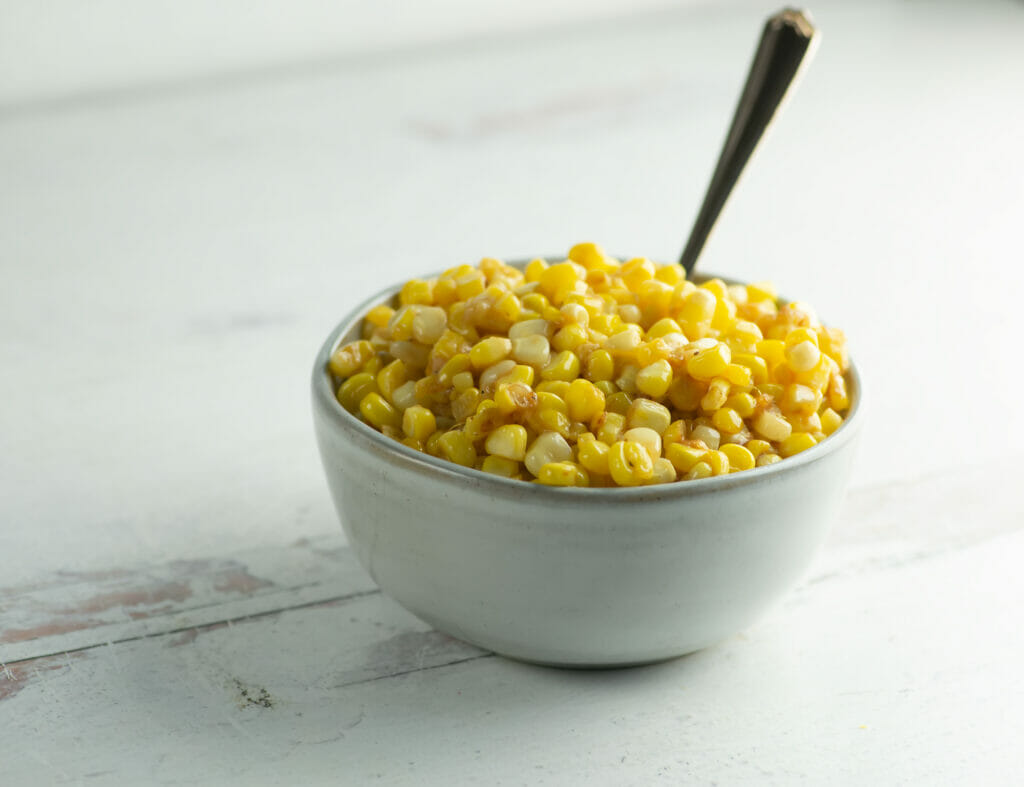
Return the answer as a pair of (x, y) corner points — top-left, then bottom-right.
(312, 260), (863, 503)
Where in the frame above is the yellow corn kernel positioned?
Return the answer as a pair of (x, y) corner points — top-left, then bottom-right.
(712, 407), (744, 435)
(605, 325), (644, 354)
(524, 257), (548, 282)
(455, 271), (485, 300)
(654, 263), (685, 287)
(626, 398), (672, 435)
(605, 391), (633, 416)
(753, 409), (793, 442)
(689, 424), (721, 450)
(494, 382), (537, 415)
(733, 353), (769, 384)
(789, 412), (822, 434)
(647, 317), (683, 339)
(364, 304), (395, 328)
(508, 318), (550, 339)
(745, 439), (772, 458)
(781, 384), (822, 416)
(437, 353), (472, 385)
(552, 323), (589, 353)
(376, 359), (409, 402)
(538, 262), (581, 304)
(593, 379), (617, 397)
(779, 432), (817, 457)
(725, 392), (757, 418)
(565, 379), (606, 424)
(392, 380), (418, 411)
(623, 427), (662, 463)
(399, 278), (434, 306)
(614, 364), (639, 395)
(537, 461), (590, 487)
(535, 380), (570, 398)
(437, 430), (477, 467)
(663, 420), (687, 446)
(617, 303), (642, 324)
(720, 443), (755, 472)
(402, 405), (437, 442)
(360, 392), (400, 429)
(686, 341), (731, 381)
(756, 339), (786, 367)
(479, 359), (517, 391)
(636, 279), (674, 318)
(451, 370), (475, 392)
(785, 340), (821, 373)
(635, 359), (673, 398)
(649, 457), (678, 485)
(685, 461), (713, 481)
(666, 443), (706, 473)
(408, 306), (446, 345)
(677, 288), (717, 329)
(511, 334), (551, 367)
(668, 376), (705, 412)
(337, 372), (378, 413)
(756, 453), (782, 467)
(451, 387), (481, 422)
(493, 292), (522, 324)
(388, 305), (418, 341)
(701, 377), (730, 411)
(541, 350), (581, 382)
(485, 424), (529, 461)
(608, 440), (655, 486)
(470, 336), (512, 370)
(785, 327), (819, 348)
(585, 348), (615, 382)
(828, 370), (851, 411)
(524, 431), (573, 476)
(568, 242), (608, 269)
(480, 455), (519, 478)
(618, 257), (656, 290)
(746, 281), (777, 301)
(595, 412), (626, 445)
(577, 436), (611, 475)
(721, 363), (753, 387)
(704, 450), (730, 476)
(820, 407), (843, 436)
(329, 340), (374, 378)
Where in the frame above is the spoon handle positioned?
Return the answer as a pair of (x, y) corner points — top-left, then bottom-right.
(679, 8), (818, 275)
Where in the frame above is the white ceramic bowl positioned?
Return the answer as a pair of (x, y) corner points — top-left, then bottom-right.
(312, 272), (863, 667)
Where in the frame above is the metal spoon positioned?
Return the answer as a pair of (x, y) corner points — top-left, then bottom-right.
(679, 8), (819, 275)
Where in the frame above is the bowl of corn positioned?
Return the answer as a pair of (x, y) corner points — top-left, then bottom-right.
(312, 243), (861, 666)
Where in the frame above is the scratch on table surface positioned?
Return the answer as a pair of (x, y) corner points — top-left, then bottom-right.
(0, 651), (87, 704)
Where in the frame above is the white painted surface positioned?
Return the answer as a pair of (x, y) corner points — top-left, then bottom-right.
(2, 0), (1023, 783)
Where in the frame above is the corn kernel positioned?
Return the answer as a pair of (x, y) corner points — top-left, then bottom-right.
(745, 439), (772, 458)
(392, 380), (418, 411)
(377, 359), (408, 402)
(623, 427), (662, 463)
(364, 304), (395, 328)
(820, 407), (843, 436)
(753, 409), (792, 442)
(524, 431), (573, 476)
(577, 436), (611, 475)
(686, 342), (731, 381)
(595, 412), (626, 445)
(584, 349), (615, 381)
(689, 424), (721, 450)
(486, 424), (529, 461)
(756, 453), (782, 467)
(685, 461), (713, 481)
(360, 392), (400, 429)
(541, 350), (581, 382)
(451, 370), (475, 392)
(479, 359), (517, 391)
(701, 377), (730, 411)
(481, 455), (520, 478)
(636, 359), (673, 398)
(438, 430), (476, 466)
(720, 443), (755, 472)
(329, 341), (374, 378)
(552, 323), (589, 353)
(608, 440), (655, 486)
(704, 450), (730, 476)
(785, 340), (821, 373)
(402, 405), (436, 442)
(649, 457), (678, 485)
(666, 442), (706, 473)
(626, 398), (672, 435)
(712, 407), (744, 434)
(337, 372), (378, 413)
(565, 379), (606, 424)
(663, 420), (687, 446)
(511, 334), (551, 367)
(536, 461), (589, 486)
(470, 336), (512, 370)
(779, 432), (817, 457)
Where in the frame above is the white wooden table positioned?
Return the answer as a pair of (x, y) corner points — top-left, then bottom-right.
(3, 1), (1024, 783)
